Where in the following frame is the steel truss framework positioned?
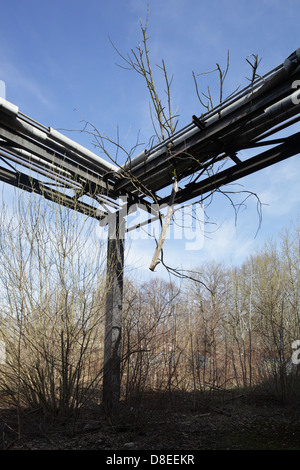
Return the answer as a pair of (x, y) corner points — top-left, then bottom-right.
(1, 48), (300, 413)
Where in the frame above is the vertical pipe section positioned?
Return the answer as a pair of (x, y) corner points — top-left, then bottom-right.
(102, 212), (125, 417)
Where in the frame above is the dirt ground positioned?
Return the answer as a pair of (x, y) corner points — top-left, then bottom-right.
(1, 391), (300, 451)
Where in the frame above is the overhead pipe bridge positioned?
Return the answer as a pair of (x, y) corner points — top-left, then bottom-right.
(0, 48), (300, 414)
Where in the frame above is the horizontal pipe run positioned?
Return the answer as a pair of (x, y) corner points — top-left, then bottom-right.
(219, 89), (300, 147)
(0, 126), (112, 190)
(0, 98), (19, 116)
(250, 114), (300, 142)
(170, 132), (300, 206)
(0, 149), (81, 192)
(49, 127), (118, 173)
(0, 165), (107, 220)
(0, 47), (299, 220)
(0, 101), (118, 175)
(0, 120), (117, 195)
(116, 75), (300, 194)
(118, 55), (299, 175)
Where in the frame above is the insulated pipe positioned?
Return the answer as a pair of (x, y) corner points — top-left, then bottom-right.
(116, 83), (268, 175)
(117, 79), (295, 185)
(0, 121), (117, 196)
(0, 98), (118, 174)
(49, 127), (118, 173)
(118, 50), (300, 175)
(120, 79), (297, 182)
(8, 148), (73, 179)
(117, 70), (271, 173)
(0, 149), (79, 190)
(11, 146), (112, 191)
(0, 97), (19, 116)
(0, 111), (118, 176)
(226, 88), (300, 146)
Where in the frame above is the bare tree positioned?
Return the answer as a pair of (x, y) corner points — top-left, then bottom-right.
(0, 191), (107, 418)
(67, 9), (264, 287)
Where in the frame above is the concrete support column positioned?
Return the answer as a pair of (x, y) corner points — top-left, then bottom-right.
(102, 212), (125, 417)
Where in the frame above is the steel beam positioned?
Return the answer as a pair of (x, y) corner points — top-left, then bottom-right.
(171, 132), (300, 205)
(0, 124), (116, 196)
(0, 165), (107, 220)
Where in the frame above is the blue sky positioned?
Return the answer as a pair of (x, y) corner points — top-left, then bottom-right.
(0, 0), (300, 280)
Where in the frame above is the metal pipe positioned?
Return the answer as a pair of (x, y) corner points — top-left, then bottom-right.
(0, 149), (79, 190)
(117, 81), (263, 174)
(0, 113), (119, 179)
(121, 78), (298, 185)
(228, 88), (300, 146)
(0, 97), (19, 116)
(49, 127), (118, 173)
(2, 147), (74, 180)
(118, 50), (300, 175)
(251, 114), (300, 142)
(117, 82), (295, 190)
(19, 111), (49, 132)
(0, 101), (118, 174)
(117, 88), (269, 176)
